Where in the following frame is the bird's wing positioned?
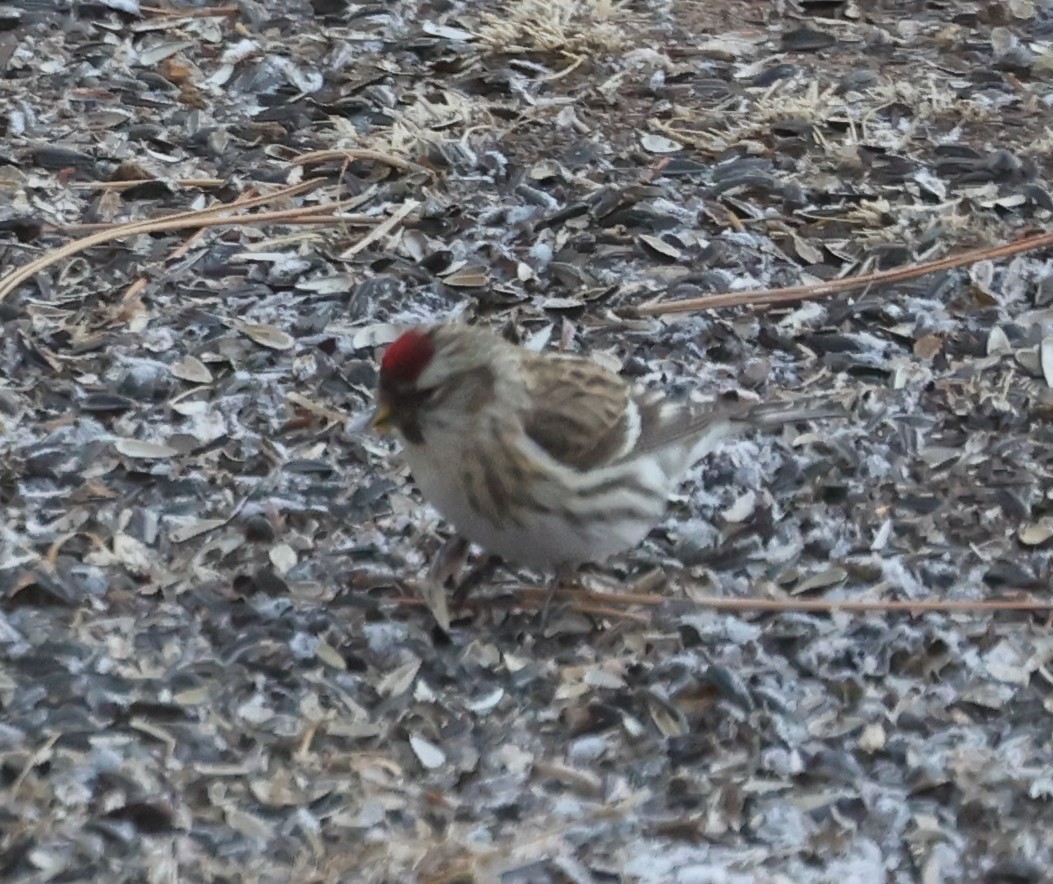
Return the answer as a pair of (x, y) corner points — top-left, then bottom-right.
(520, 351), (842, 472)
(520, 354), (638, 470)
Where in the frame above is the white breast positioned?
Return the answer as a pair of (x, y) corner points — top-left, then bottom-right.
(398, 432), (665, 570)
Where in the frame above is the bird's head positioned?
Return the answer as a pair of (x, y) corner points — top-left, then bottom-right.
(371, 326), (499, 444)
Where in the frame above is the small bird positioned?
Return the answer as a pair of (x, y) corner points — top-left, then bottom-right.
(371, 323), (840, 583)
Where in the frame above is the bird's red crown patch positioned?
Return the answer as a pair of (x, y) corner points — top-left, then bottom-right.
(381, 329), (435, 384)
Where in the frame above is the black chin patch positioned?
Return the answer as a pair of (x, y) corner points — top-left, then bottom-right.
(383, 382), (432, 445)
(400, 418), (424, 445)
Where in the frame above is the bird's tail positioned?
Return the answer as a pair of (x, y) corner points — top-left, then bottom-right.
(733, 395), (847, 429)
(677, 394), (844, 471)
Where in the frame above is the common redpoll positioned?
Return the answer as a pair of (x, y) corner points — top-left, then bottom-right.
(371, 323), (838, 572)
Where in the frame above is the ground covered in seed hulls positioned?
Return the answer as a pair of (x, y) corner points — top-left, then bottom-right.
(3, 0), (1053, 881)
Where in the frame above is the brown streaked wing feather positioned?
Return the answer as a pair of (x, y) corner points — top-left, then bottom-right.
(520, 355), (633, 470)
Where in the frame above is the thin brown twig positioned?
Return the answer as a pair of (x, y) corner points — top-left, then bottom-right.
(388, 585), (1052, 620)
(339, 198), (419, 259)
(52, 214), (368, 235)
(0, 179), (343, 303)
(702, 596), (1053, 613)
(291, 148), (430, 176)
(634, 229), (1053, 316)
(66, 178), (227, 191)
(513, 587), (665, 606)
(386, 594), (651, 624)
(124, 177), (326, 221)
(164, 218), (217, 264)
(111, 187), (260, 322)
(512, 586), (1053, 614)
(10, 733), (60, 799)
(43, 178), (327, 234)
(141, 4), (239, 17)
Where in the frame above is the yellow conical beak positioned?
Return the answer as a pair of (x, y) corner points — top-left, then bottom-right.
(370, 403), (393, 432)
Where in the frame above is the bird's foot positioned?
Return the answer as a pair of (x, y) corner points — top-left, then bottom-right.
(427, 534), (470, 587)
(451, 554), (502, 607)
(419, 535), (470, 631)
(422, 536), (504, 626)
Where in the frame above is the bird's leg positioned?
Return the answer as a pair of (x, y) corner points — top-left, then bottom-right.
(539, 562), (580, 627)
(427, 536), (502, 610)
(427, 534), (470, 588)
(418, 534), (471, 632)
(451, 554), (502, 607)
